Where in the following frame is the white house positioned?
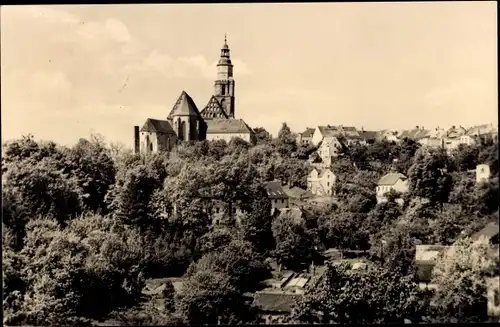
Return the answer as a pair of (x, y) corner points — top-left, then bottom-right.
(476, 164), (491, 184)
(307, 168), (336, 196)
(316, 137), (343, 167)
(311, 126), (341, 146)
(443, 126), (468, 152)
(376, 172), (409, 204)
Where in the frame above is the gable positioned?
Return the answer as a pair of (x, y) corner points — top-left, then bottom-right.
(167, 91), (202, 119)
(140, 118), (176, 134)
(200, 96), (229, 119)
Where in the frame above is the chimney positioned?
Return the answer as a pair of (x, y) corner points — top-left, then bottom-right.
(134, 126), (140, 154)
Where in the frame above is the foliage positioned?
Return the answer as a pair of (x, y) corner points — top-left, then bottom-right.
(292, 262), (424, 324)
(274, 122), (298, 157)
(428, 237), (499, 323)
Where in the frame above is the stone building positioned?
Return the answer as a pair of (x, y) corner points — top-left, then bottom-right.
(307, 168), (336, 196)
(375, 172), (409, 204)
(133, 35), (254, 154)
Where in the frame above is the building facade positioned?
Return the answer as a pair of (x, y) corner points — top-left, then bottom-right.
(307, 168), (336, 196)
(376, 172), (409, 204)
(134, 36), (254, 153)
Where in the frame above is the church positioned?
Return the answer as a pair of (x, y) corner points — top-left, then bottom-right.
(133, 36), (255, 154)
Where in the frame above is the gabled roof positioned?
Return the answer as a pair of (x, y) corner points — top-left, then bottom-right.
(140, 118), (176, 134)
(301, 128), (315, 137)
(252, 291), (300, 313)
(167, 91), (202, 119)
(317, 125), (343, 138)
(200, 96), (229, 119)
(471, 222), (500, 242)
(377, 172), (407, 186)
(400, 128), (429, 140)
(466, 124), (498, 137)
(445, 126), (467, 139)
(264, 181), (289, 199)
(206, 119), (253, 134)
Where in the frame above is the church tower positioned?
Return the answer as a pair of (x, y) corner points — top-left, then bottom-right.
(214, 34), (235, 119)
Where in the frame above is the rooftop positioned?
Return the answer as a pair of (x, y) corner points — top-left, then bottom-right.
(167, 91), (202, 119)
(206, 118), (253, 134)
(140, 118), (176, 135)
(265, 180), (289, 199)
(377, 172), (407, 186)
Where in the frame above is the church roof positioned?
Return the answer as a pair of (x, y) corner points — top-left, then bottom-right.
(200, 96), (229, 119)
(206, 119), (253, 134)
(140, 118), (176, 135)
(167, 91), (202, 119)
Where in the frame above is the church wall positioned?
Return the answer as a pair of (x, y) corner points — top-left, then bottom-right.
(206, 132), (252, 143)
(140, 131), (159, 153)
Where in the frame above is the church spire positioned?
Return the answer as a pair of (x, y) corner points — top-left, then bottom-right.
(214, 34), (235, 119)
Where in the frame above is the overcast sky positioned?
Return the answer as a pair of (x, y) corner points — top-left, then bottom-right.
(1, 2), (497, 147)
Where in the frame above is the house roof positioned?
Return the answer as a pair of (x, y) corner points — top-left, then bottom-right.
(283, 186), (308, 199)
(445, 126), (467, 139)
(200, 96), (229, 119)
(167, 91), (202, 119)
(264, 181), (289, 199)
(206, 119), (253, 134)
(377, 172), (407, 186)
(471, 222), (500, 242)
(361, 130), (378, 141)
(415, 245), (450, 282)
(301, 128), (315, 137)
(140, 118), (177, 134)
(252, 291), (300, 313)
(318, 125), (343, 138)
(399, 128), (430, 140)
(466, 124), (498, 137)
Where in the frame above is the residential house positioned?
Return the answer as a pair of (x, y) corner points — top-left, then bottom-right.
(377, 129), (400, 143)
(264, 180), (290, 215)
(310, 125), (361, 147)
(467, 123), (498, 142)
(398, 126), (430, 143)
(307, 168), (336, 196)
(311, 125), (343, 146)
(316, 136), (343, 167)
(471, 222), (499, 247)
(418, 127), (446, 149)
(443, 126), (468, 152)
(296, 127), (315, 145)
(375, 172), (409, 204)
(476, 164), (491, 184)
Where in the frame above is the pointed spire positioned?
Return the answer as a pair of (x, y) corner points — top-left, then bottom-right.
(224, 33), (227, 45)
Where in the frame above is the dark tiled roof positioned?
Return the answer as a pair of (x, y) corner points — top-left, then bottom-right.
(140, 118), (176, 134)
(200, 96), (229, 119)
(318, 126), (343, 138)
(400, 128), (430, 140)
(445, 126), (467, 139)
(252, 292), (300, 313)
(301, 128), (315, 137)
(167, 91), (202, 119)
(265, 181), (289, 199)
(471, 222), (500, 242)
(206, 119), (253, 134)
(377, 173), (407, 186)
(361, 131), (378, 141)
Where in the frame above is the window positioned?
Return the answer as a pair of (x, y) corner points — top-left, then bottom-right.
(221, 85), (226, 95)
(327, 182), (330, 187)
(215, 207), (220, 214)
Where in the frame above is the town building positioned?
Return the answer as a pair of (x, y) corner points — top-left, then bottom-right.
(133, 36), (254, 154)
(307, 168), (336, 196)
(398, 126), (430, 142)
(296, 128), (315, 145)
(476, 164), (491, 184)
(316, 136), (343, 167)
(466, 123), (498, 142)
(443, 126), (468, 152)
(310, 125), (361, 147)
(264, 180), (290, 214)
(375, 172), (409, 204)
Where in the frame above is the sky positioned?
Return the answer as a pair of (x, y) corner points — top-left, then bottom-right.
(1, 2), (498, 147)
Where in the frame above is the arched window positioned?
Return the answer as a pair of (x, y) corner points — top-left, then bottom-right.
(180, 121), (186, 141)
(221, 85), (226, 95)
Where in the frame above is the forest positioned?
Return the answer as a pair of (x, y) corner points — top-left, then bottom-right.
(2, 123), (499, 325)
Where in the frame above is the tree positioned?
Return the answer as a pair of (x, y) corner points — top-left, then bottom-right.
(175, 270), (255, 325)
(452, 144), (479, 172)
(274, 122), (298, 157)
(365, 200), (402, 235)
(428, 237), (498, 323)
(252, 127), (272, 145)
(239, 196), (275, 255)
(408, 148), (453, 205)
(272, 213), (317, 270)
(292, 262), (423, 324)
